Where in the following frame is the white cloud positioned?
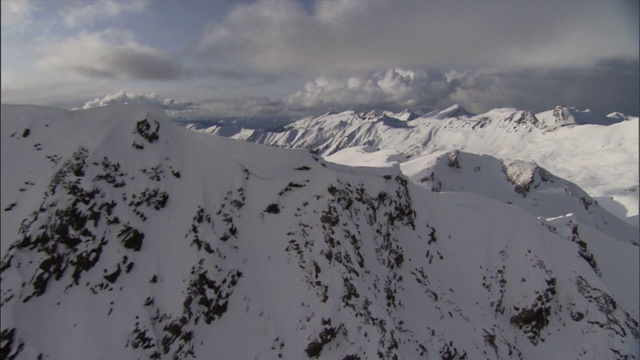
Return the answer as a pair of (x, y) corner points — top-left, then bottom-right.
(74, 60), (638, 121)
(287, 61), (639, 116)
(83, 90), (195, 110)
(287, 68), (452, 112)
(38, 29), (181, 80)
(1, 0), (35, 32)
(61, 0), (149, 28)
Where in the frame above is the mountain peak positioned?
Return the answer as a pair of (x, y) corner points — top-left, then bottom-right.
(2, 104), (639, 359)
(428, 104), (474, 119)
(363, 109), (387, 118)
(533, 105), (627, 127)
(393, 109), (420, 121)
(607, 112), (631, 121)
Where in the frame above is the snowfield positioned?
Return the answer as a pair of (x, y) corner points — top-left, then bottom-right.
(1, 104), (638, 359)
(190, 105), (639, 228)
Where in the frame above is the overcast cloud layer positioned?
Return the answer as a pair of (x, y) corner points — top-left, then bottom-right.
(196, 0), (638, 74)
(2, 0), (638, 118)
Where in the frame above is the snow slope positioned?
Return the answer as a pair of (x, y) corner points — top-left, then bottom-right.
(1, 104), (638, 360)
(189, 105), (639, 226)
(327, 147), (638, 245)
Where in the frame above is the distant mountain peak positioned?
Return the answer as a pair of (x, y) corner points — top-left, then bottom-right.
(393, 109), (420, 121)
(607, 112), (630, 121)
(500, 109), (542, 128)
(536, 105), (624, 127)
(363, 109), (387, 119)
(428, 104), (474, 119)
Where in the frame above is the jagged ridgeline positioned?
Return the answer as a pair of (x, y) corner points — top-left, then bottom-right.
(1, 104), (638, 359)
(189, 105), (639, 233)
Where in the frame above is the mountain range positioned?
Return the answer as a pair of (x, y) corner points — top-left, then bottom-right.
(188, 104), (639, 229)
(1, 104), (638, 359)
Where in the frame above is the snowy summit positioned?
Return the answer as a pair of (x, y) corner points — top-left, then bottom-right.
(1, 104), (638, 359)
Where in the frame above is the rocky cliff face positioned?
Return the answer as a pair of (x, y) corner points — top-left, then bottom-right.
(1, 105), (638, 359)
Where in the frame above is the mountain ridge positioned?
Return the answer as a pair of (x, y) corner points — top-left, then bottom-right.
(1, 104), (638, 359)
(188, 105), (639, 227)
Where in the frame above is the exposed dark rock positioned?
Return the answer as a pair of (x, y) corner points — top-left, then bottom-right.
(510, 306), (551, 341)
(136, 119), (160, 143)
(127, 189), (169, 215)
(93, 157), (127, 188)
(569, 223), (601, 276)
(575, 276), (636, 341)
(447, 151), (460, 169)
(342, 355), (361, 360)
(118, 225), (144, 252)
(305, 326), (339, 358)
(580, 197), (593, 210)
(265, 203), (280, 214)
(104, 265), (122, 283)
(0, 328), (24, 360)
(279, 182), (306, 196)
(128, 323), (155, 350)
(570, 310), (584, 322)
(509, 274), (556, 344)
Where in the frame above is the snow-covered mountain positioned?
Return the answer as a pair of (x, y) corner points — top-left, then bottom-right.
(1, 104), (638, 359)
(188, 105), (639, 227)
(327, 148), (638, 246)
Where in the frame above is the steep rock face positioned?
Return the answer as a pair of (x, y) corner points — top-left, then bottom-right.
(1, 105), (638, 359)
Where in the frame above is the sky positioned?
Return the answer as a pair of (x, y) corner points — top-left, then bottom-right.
(1, 0), (639, 120)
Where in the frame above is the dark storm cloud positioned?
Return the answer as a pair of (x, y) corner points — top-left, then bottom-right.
(450, 58), (640, 115)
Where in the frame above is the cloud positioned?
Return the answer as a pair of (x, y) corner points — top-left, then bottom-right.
(196, 0), (638, 75)
(38, 29), (182, 80)
(61, 0), (149, 28)
(166, 69), (455, 121)
(286, 60), (640, 116)
(1, 0), (36, 32)
(448, 59), (640, 115)
(74, 59), (637, 123)
(82, 90), (196, 110)
(287, 68), (452, 113)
